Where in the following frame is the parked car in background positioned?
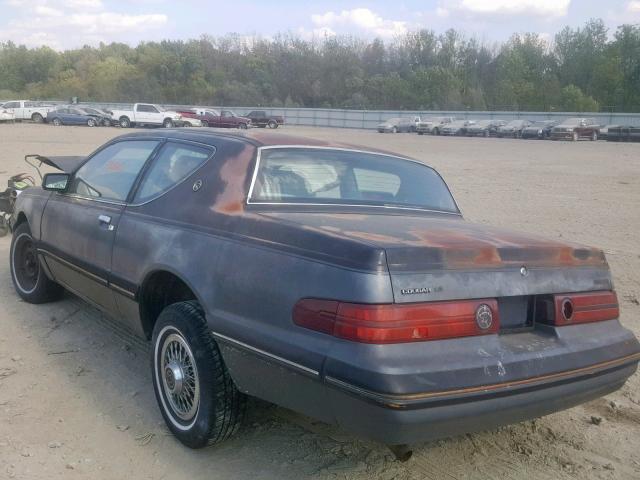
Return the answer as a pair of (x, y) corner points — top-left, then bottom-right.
(497, 120), (531, 138)
(416, 116), (454, 135)
(81, 107), (115, 126)
(597, 125), (618, 140)
(245, 110), (284, 129)
(10, 130), (639, 454)
(551, 118), (599, 141)
(111, 103), (185, 128)
(46, 106), (101, 127)
(0, 100), (53, 123)
(465, 120), (506, 137)
(606, 125), (640, 142)
(0, 105), (15, 123)
(520, 120), (559, 139)
(377, 117), (415, 133)
(179, 108), (250, 129)
(440, 120), (472, 136)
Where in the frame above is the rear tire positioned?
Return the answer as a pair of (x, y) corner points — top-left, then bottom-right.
(119, 116), (131, 128)
(267, 120), (278, 129)
(10, 223), (64, 304)
(163, 118), (174, 128)
(31, 113), (43, 124)
(52, 118), (62, 126)
(152, 301), (245, 449)
(238, 123), (248, 130)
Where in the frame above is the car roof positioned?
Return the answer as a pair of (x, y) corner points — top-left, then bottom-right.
(113, 129), (410, 158)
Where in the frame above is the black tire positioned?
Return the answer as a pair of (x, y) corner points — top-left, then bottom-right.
(10, 223), (64, 304)
(87, 118), (96, 127)
(152, 301), (245, 448)
(238, 123), (248, 130)
(31, 113), (44, 124)
(163, 118), (174, 128)
(183, 121), (192, 127)
(52, 118), (62, 126)
(119, 116), (131, 128)
(267, 120), (278, 129)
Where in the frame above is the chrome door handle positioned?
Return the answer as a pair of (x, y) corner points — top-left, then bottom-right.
(98, 214), (112, 225)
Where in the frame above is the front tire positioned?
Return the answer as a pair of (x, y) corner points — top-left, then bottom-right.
(31, 113), (44, 123)
(238, 123), (248, 130)
(87, 118), (96, 127)
(119, 116), (131, 128)
(10, 223), (64, 304)
(52, 118), (62, 126)
(163, 118), (174, 128)
(152, 301), (245, 448)
(267, 120), (278, 129)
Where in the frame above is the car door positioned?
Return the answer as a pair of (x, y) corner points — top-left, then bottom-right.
(3, 101), (21, 119)
(39, 139), (161, 315)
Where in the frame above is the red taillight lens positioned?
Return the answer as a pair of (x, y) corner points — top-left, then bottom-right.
(553, 291), (619, 325)
(293, 299), (499, 343)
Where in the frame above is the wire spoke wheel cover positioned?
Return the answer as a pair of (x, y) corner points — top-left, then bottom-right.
(159, 331), (200, 423)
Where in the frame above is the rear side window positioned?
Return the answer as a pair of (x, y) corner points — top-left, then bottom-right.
(69, 140), (159, 201)
(250, 148), (459, 213)
(134, 142), (212, 203)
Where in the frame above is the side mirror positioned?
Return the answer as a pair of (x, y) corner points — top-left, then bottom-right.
(42, 173), (70, 192)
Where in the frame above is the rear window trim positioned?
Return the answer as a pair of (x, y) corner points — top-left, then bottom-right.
(246, 145), (462, 215)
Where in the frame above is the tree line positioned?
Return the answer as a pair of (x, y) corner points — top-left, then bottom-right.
(1, 19), (639, 112)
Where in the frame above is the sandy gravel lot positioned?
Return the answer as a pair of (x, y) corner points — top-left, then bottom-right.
(0, 123), (639, 480)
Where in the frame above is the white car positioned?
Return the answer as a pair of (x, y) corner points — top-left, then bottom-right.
(110, 103), (186, 128)
(0, 106), (15, 122)
(0, 100), (53, 123)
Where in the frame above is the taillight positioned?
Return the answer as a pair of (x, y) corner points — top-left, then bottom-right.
(553, 291), (619, 325)
(293, 299), (499, 344)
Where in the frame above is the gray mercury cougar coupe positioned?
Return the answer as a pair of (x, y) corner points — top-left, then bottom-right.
(8, 130), (640, 457)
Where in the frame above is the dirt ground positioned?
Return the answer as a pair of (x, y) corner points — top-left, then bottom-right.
(0, 123), (639, 480)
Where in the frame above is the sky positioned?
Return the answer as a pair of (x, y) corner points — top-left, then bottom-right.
(1, 0), (640, 50)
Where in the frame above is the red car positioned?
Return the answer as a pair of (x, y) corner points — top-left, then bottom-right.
(178, 108), (251, 129)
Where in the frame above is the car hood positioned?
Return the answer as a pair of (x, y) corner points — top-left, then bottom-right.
(31, 155), (85, 173)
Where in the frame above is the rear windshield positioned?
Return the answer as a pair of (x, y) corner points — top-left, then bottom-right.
(249, 148), (459, 213)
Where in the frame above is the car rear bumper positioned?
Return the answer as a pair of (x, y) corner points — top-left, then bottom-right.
(324, 353), (638, 444)
(217, 316), (640, 445)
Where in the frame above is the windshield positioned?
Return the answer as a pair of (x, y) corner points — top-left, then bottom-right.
(560, 118), (583, 126)
(249, 148), (458, 213)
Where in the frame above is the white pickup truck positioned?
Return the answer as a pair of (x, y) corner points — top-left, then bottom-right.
(110, 103), (190, 128)
(0, 100), (53, 123)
